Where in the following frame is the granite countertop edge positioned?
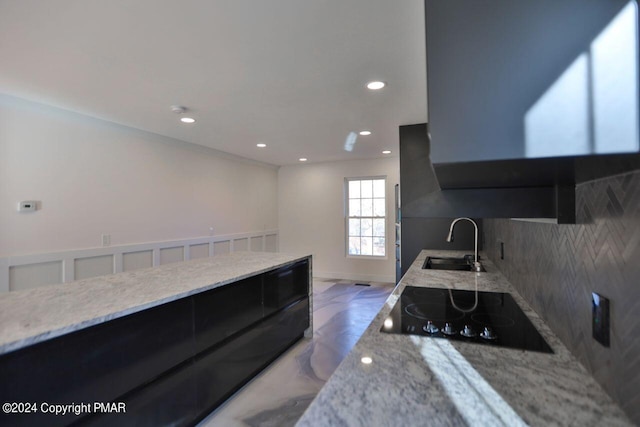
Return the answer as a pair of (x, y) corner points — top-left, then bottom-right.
(0, 251), (311, 356)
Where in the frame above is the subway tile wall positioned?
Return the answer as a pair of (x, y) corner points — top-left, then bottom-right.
(484, 169), (640, 423)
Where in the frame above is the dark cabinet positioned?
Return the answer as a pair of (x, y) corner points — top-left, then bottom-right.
(83, 362), (198, 427)
(193, 298), (309, 419)
(0, 297), (194, 427)
(194, 274), (263, 353)
(263, 259), (309, 315)
(0, 258), (311, 427)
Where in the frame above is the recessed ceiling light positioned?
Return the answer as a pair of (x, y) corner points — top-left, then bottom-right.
(382, 150), (391, 154)
(367, 81), (386, 90)
(256, 143), (267, 148)
(361, 356), (373, 364)
(359, 130), (372, 136)
(180, 117), (196, 124)
(299, 158), (308, 162)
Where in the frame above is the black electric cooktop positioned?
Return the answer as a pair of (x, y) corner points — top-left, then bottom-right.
(381, 286), (553, 353)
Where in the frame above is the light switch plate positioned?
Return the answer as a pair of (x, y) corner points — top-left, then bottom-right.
(592, 292), (610, 347)
(17, 201), (37, 212)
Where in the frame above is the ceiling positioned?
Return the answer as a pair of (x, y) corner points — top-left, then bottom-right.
(0, 0), (427, 166)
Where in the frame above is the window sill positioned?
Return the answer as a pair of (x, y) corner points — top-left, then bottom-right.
(346, 254), (388, 261)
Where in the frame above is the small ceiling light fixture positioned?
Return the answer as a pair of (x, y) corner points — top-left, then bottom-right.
(382, 150), (392, 154)
(256, 143), (267, 148)
(366, 81), (386, 90)
(171, 105), (196, 124)
(359, 130), (372, 136)
(299, 158), (308, 162)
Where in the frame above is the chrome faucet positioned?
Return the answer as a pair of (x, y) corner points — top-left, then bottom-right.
(446, 217), (482, 272)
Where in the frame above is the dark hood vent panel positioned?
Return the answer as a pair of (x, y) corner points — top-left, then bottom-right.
(400, 124), (640, 223)
(433, 155), (640, 191)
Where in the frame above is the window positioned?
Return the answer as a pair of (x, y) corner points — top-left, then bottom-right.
(346, 177), (386, 257)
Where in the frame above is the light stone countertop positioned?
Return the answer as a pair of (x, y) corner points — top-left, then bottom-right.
(296, 249), (632, 427)
(0, 251), (311, 356)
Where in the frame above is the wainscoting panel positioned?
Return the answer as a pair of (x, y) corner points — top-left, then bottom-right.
(484, 170), (640, 423)
(9, 261), (63, 292)
(234, 238), (249, 251)
(250, 236), (263, 252)
(0, 230), (278, 293)
(213, 241), (231, 255)
(189, 243), (210, 260)
(160, 247), (184, 265)
(123, 250), (153, 272)
(74, 255), (114, 281)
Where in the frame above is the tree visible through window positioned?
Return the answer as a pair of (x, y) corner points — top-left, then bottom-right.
(346, 177), (386, 257)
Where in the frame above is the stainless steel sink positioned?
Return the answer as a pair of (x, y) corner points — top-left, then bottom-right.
(422, 256), (486, 272)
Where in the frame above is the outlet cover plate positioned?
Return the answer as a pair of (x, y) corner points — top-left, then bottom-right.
(592, 292), (610, 347)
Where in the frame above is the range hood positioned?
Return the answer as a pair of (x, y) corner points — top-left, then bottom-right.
(413, 0), (640, 223)
(399, 124), (640, 223)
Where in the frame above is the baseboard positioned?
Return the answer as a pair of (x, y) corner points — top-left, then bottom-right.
(313, 271), (395, 284)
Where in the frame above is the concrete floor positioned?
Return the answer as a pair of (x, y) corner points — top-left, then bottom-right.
(197, 278), (395, 427)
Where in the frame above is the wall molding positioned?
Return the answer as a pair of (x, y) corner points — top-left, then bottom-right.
(313, 270), (395, 284)
(0, 230), (278, 293)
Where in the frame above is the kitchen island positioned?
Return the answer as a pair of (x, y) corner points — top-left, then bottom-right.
(0, 251), (312, 426)
(296, 250), (632, 426)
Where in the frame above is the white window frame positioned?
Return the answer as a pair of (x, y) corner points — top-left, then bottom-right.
(344, 176), (387, 260)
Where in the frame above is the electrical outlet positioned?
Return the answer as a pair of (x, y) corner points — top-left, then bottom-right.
(592, 292), (610, 347)
(102, 234), (111, 247)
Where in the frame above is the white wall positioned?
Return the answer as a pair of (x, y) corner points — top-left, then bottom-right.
(278, 157), (399, 283)
(0, 94), (278, 258)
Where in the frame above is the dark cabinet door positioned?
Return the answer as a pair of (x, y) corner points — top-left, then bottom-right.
(0, 298), (194, 427)
(263, 259), (309, 315)
(80, 361), (197, 427)
(192, 298), (309, 421)
(193, 274), (263, 354)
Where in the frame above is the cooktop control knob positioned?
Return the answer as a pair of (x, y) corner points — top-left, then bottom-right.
(480, 327), (498, 340)
(442, 322), (456, 336)
(460, 324), (477, 338)
(423, 320), (439, 334)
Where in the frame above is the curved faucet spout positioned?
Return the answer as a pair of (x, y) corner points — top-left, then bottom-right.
(446, 217), (482, 272)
